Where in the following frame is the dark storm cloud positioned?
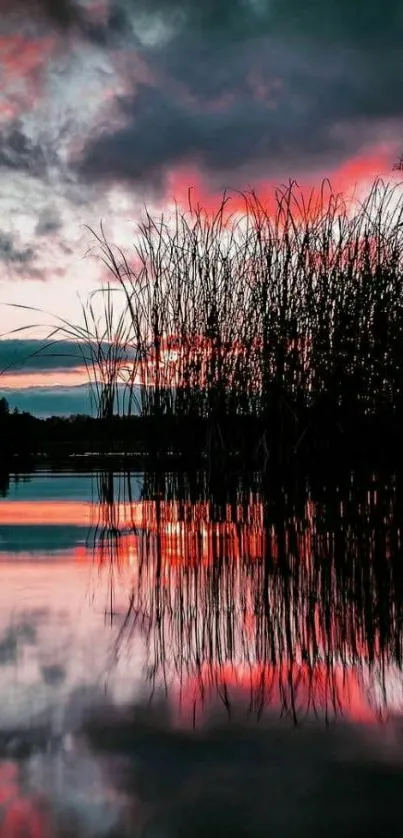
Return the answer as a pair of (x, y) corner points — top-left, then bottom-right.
(0, 338), (138, 378)
(0, 124), (58, 178)
(0, 339), (94, 374)
(0, 0), (84, 28)
(125, 0), (403, 52)
(3, 0), (402, 194)
(0, 0), (128, 46)
(0, 0), (102, 39)
(0, 232), (34, 267)
(27, 0), (402, 50)
(77, 56), (381, 192)
(74, 0), (403, 194)
(35, 207), (63, 236)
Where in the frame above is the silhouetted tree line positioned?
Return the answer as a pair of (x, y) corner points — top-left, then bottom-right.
(0, 391), (403, 470)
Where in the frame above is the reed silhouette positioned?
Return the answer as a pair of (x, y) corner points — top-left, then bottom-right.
(9, 176), (403, 466)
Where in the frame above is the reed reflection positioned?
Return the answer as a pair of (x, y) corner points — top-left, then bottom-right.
(88, 469), (403, 724)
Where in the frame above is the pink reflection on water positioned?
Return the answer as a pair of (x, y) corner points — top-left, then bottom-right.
(0, 763), (51, 838)
(0, 484), (402, 727)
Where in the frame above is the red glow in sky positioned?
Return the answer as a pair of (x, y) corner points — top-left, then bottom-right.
(164, 143), (399, 223)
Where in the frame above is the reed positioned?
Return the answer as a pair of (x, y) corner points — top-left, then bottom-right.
(8, 176), (403, 460)
(76, 178), (403, 457)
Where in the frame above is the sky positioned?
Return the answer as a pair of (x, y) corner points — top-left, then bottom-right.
(0, 0), (403, 414)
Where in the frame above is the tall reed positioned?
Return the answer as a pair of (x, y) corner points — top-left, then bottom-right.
(90, 180), (403, 412)
(26, 177), (403, 455)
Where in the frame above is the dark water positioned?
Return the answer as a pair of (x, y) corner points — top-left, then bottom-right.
(0, 468), (403, 836)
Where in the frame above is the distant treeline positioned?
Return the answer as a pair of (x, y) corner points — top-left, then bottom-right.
(0, 402), (402, 470)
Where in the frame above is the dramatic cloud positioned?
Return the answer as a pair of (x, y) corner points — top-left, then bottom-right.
(0, 338), (116, 374)
(0, 0), (85, 29)
(2, 0), (401, 200)
(0, 123), (59, 177)
(35, 206), (63, 236)
(0, 0), (120, 42)
(16, 0), (402, 50)
(74, 0), (403, 195)
(0, 232), (36, 278)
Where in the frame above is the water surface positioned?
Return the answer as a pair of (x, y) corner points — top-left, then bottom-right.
(0, 467), (403, 836)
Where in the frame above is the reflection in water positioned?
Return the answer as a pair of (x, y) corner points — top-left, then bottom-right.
(83, 700), (403, 838)
(0, 468), (403, 835)
(88, 470), (403, 724)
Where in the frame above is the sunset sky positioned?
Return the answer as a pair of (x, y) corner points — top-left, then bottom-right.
(0, 0), (402, 414)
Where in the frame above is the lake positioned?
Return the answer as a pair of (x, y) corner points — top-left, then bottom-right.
(1, 467), (403, 836)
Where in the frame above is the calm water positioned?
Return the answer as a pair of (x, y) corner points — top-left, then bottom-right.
(0, 468), (403, 836)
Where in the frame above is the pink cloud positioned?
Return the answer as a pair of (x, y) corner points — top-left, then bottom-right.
(0, 34), (56, 120)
